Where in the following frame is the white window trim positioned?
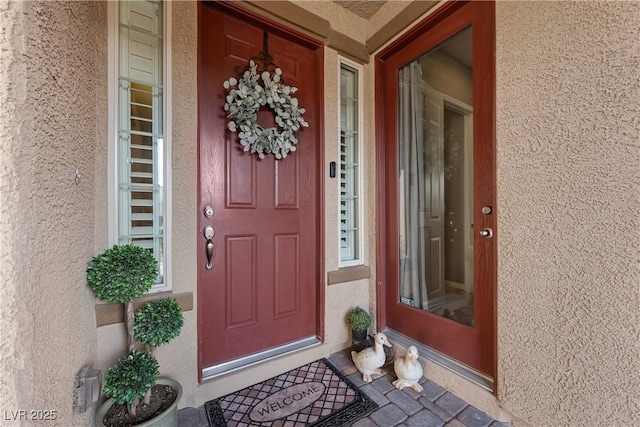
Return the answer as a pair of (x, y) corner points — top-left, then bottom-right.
(108, 1), (173, 292)
(338, 56), (365, 267)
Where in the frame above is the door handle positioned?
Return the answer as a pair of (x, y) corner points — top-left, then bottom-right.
(479, 228), (493, 239)
(204, 225), (215, 270)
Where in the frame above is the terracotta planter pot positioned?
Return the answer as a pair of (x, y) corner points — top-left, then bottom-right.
(95, 378), (182, 427)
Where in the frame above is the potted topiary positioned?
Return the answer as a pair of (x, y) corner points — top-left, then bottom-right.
(87, 244), (184, 427)
(347, 306), (372, 342)
(134, 299), (184, 360)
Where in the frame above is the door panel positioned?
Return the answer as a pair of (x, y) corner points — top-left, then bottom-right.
(198, 3), (321, 373)
(376, 1), (496, 379)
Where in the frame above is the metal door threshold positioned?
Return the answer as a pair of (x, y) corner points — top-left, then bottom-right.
(384, 329), (493, 392)
(201, 336), (320, 382)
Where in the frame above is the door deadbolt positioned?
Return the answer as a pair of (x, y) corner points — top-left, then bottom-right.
(204, 206), (215, 218)
(479, 228), (493, 239)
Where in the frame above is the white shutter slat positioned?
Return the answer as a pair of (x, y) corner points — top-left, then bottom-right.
(131, 157), (153, 165)
(131, 213), (154, 221)
(130, 199), (154, 207)
(128, 239), (154, 249)
(129, 8), (155, 33)
(131, 171), (153, 178)
(131, 226), (155, 235)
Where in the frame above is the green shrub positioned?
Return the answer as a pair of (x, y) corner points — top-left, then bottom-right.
(347, 306), (372, 331)
(87, 244), (158, 303)
(134, 299), (184, 349)
(103, 349), (159, 406)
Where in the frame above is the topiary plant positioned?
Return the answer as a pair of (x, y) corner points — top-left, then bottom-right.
(87, 244), (183, 418)
(87, 244), (158, 303)
(134, 299), (184, 356)
(347, 306), (372, 331)
(103, 349), (159, 417)
(87, 244), (158, 352)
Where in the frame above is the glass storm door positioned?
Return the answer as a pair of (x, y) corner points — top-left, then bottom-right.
(377, 1), (496, 381)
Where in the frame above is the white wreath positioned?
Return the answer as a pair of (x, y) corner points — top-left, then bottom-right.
(223, 60), (308, 159)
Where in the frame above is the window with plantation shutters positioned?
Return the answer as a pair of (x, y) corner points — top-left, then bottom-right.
(115, 0), (169, 288)
(339, 61), (363, 265)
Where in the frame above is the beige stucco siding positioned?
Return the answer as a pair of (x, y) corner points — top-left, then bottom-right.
(160, 0), (201, 408)
(0, 1), (105, 425)
(496, 1), (640, 425)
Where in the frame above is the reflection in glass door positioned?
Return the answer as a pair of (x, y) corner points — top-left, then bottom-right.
(398, 28), (475, 327)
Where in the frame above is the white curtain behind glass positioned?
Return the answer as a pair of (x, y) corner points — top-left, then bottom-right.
(398, 62), (428, 309)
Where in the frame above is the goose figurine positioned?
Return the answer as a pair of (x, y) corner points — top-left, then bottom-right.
(351, 333), (391, 382)
(393, 345), (423, 392)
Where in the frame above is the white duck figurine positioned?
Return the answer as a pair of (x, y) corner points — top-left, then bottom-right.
(393, 345), (423, 392)
(351, 333), (391, 382)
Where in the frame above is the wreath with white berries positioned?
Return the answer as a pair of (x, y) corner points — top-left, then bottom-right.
(223, 60), (308, 159)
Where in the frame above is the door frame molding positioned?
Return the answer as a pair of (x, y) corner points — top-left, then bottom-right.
(374, 0), (497, 393)
(197, 0), (325, 381)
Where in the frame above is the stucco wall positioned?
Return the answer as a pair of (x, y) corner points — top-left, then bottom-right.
(157, 0), (200, 408)
(0, 1), (105, 425)
(496, 1), (640, 425)
(323, 48), (373, 353)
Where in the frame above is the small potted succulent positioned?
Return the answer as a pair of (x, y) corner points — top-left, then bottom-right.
(347, 306), (372, 342)
(87, 244), (184, 427)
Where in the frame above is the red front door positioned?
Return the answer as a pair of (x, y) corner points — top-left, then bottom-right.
(197, 3), (323, 378)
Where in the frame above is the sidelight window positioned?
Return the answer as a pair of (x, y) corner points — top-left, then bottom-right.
(339, 59), (363, 266)
(110, 0), (171, 290)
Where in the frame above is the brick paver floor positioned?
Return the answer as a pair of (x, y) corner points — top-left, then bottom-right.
(177, 351), (511, 427)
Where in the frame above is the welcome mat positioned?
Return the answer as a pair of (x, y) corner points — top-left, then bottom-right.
(204, 358), (377, 427)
